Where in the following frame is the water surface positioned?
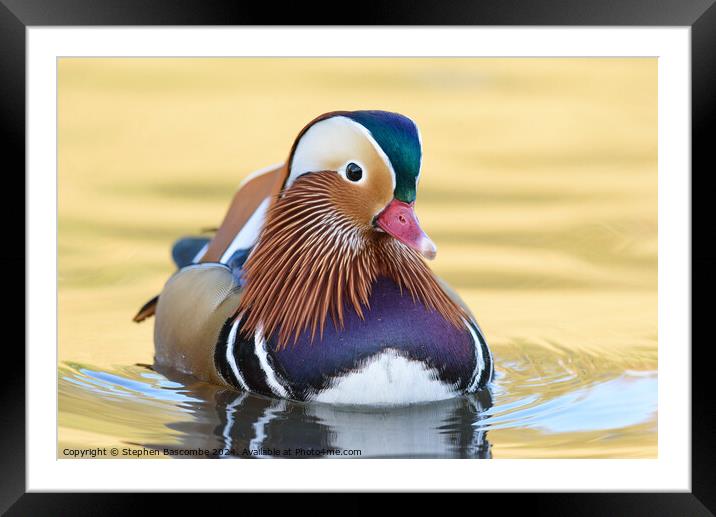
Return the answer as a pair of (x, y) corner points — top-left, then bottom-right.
(59, 340), (656, 458)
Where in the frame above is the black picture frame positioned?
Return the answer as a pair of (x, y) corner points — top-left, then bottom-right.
(3, 0), (713, 513)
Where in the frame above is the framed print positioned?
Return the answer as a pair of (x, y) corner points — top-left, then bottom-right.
(3, 0), (714, 513)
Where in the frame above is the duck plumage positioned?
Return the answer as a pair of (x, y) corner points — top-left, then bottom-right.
(135, 110), (493, 405)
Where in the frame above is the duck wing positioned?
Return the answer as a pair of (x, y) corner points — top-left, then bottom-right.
(198, 163), (288, 263)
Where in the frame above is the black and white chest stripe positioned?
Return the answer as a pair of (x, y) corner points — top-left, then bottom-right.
(214, 317), (294, 399)
(465, 319), (493, 393)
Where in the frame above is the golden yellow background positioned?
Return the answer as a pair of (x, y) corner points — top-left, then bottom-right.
(59, 58), (657, 458)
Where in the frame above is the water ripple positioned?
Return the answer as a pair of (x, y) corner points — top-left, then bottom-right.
(58, 338), (657, 458)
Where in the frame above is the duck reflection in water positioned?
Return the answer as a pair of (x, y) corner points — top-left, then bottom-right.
(144, 365), (493, 459)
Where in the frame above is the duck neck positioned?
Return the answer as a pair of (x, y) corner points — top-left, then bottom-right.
(236, 172), (466, 349)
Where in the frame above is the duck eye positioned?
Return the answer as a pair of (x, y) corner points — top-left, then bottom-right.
(345, 162), (363, 182)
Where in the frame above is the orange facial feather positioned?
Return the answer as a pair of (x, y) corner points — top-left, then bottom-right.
(236, 171), (467, 350)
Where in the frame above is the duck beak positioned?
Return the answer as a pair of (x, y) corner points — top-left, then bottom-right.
(375, 199), (437, 260)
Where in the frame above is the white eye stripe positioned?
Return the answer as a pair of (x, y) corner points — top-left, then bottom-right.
(287, 116), (396, 191)
(349, 120), (396, 191)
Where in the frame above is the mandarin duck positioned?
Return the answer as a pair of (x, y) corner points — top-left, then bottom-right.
(134, 110), (493, 405)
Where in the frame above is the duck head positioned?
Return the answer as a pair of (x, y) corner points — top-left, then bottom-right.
(238, 110), (465, 348)
(285, 110), (436, 259)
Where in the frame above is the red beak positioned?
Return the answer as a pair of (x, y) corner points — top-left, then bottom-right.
(375, 199), (437, 260)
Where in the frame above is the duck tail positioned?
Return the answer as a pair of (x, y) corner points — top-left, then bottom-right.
(133, 295), (159, 323)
